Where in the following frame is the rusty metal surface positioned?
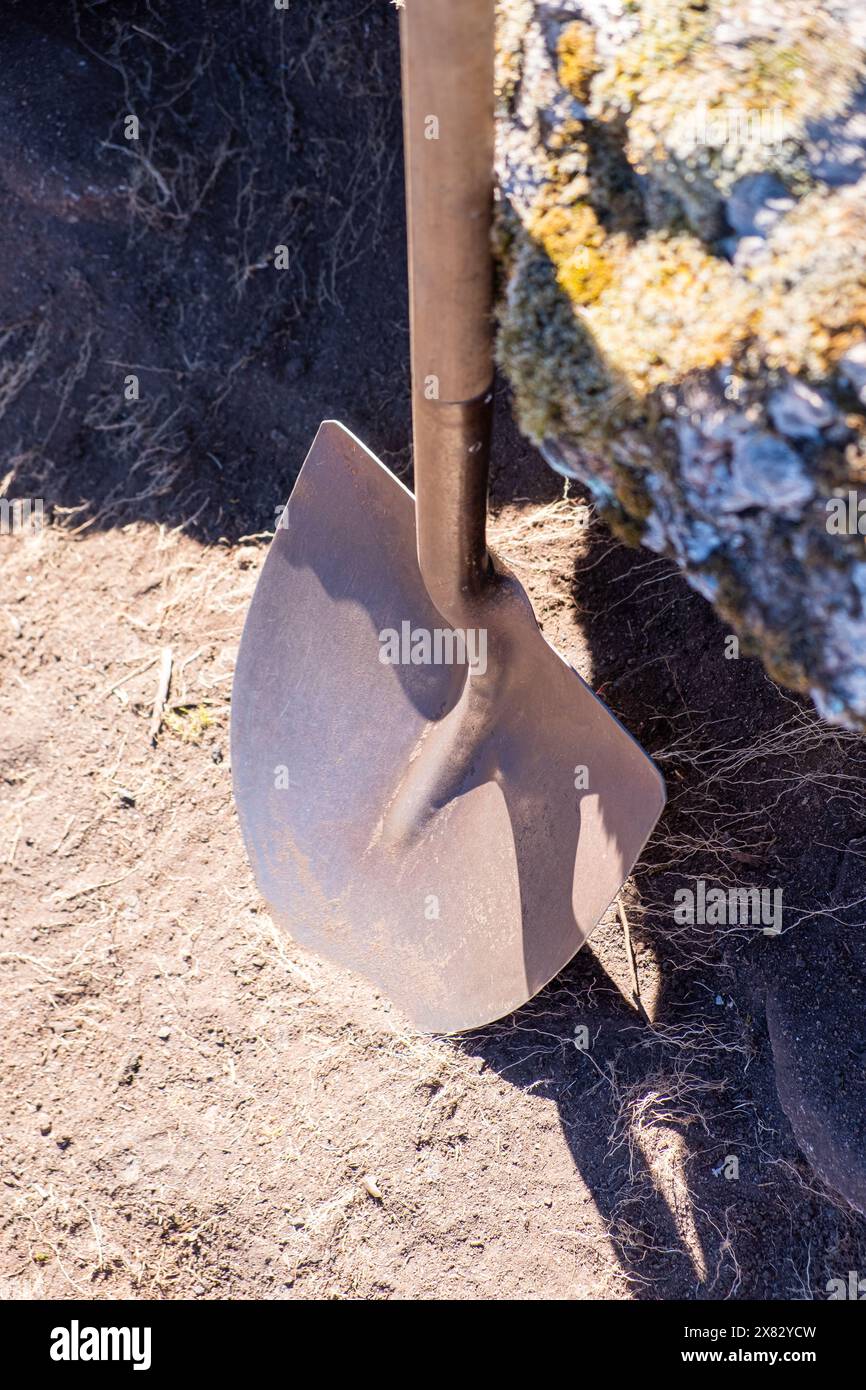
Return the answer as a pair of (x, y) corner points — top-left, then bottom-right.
(231, 421), (665, 1032)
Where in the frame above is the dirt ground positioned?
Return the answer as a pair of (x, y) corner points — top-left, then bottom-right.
(2, 0), (866, 1301)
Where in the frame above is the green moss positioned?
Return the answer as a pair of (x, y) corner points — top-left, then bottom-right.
(499, 210), (755, 455)
(493, 0), (866, 726)
(752, 182), (866, 377)
(496, 229), (640, 450)
(592, 0), (863, 201)
(496, 9), (864, 481)
(588, 234), (756, 395)
(747, 43), (806, 107)
(597, 0), (708, 111)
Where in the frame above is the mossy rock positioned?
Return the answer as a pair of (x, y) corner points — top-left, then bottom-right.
(495, 0), (866, 730)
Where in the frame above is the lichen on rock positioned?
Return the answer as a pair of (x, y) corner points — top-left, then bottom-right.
(495, 0), (866, 729)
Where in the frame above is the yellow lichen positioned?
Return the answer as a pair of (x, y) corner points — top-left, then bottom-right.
(557, 21), (598, 104)
(494, 0), (534, 105)
(505, 215), (757, 447)
(586, 235), (756, 396)
(496, 0), (866, 469)
(752, 182), (866, 377)
(529, 202), (612, 305)
(496, 227), (639, 452)
(592, 0), (862, 193)
(595, 0), (709, 111)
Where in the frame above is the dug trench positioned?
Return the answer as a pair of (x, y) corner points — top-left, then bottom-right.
(1, 0), (865, 1298)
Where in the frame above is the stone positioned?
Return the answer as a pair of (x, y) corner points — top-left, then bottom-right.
(840, 342), (866, 405)
(768, 380), (837, 440)
(766, 919), (866, 1217)
(495, 0), (866, 730)
(725, 173), (794, 239)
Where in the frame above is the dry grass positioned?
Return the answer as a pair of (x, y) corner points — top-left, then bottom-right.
(0, 316), (51, 425)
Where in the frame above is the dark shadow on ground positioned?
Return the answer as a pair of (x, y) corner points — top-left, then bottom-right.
(1, 1), (411, 542)
(477, 443), (866, 1296)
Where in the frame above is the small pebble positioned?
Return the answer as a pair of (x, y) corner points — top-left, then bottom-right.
(840, 342), (866, 404)
(158, 1026), (171, 1041)
(768, 379), (835, 440)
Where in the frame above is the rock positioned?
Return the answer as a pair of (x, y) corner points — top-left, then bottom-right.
(768, 379), (837, 440)
(766, 919), (866, 1216)
(495, 0), (866, 729)
(840, 341), (866, 404)
(725, 173), (794, 240)
(117, 1053), (142, 1086)
(724, 432), (815, 514)
(807, 92), (866, 187)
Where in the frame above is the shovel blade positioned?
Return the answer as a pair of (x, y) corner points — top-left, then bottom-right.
(231, 421), (665, 1033)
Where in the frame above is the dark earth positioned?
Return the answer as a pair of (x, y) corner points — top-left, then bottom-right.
(1, 0), (865, 1299)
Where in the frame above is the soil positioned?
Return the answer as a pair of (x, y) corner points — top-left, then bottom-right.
(1, 0), (866, 1301)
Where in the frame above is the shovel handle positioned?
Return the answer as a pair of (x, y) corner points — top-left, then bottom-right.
(400, 0), (495, 623)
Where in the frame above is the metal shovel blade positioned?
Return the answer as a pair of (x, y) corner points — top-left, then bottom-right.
(231, 421), (665, 1033)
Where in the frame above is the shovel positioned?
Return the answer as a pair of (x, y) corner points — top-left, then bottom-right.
(230, 0), (665, 1033)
